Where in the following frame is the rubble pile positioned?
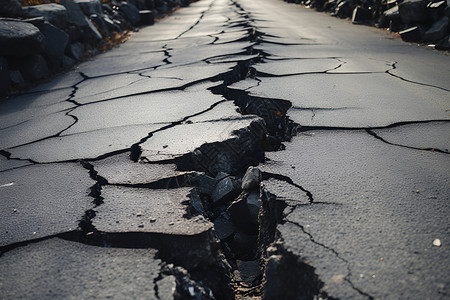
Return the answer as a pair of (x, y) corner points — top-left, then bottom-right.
(0, 0), (196, 95)
(188, 167), (265, 294)
(283, 0), (450, 48)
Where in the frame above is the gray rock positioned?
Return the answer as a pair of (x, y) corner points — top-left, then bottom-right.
(0, 20), (45, 57)
(23, 16), (45, 27)
(400, 25), (425, 42)
(213, 214), (235, 240)
(427, 1), (447, 21)
(241, 166), (261, 191)
(66, 25), (82, 43)
(246, 192), (261, 225)
(398, 0), (428, 24)
(90, 13), (109, 36)
(84, 16), (103, 41)
(74, 0), (103, 17)
(383, 5), (400, 20)
(59, 0), (89, 28)
(62, 55), (75, 68)
(140, 9), (155, 25)
(0, 56), (8, 96)
(228, 197), (257, 234)
(334, 0), (353, 18)
(0, 0), (22, 17)
(237, 260), (262, 285)
(435, 34), (450, 49)
(187, 173), (216, 195)
(104, 15), (122, 32)
(102, 3), (114, 14)
(132, 0), (147, 9)
(22, 3), (68, 29)
(211, 176), (241, 205)
(156, 1), (170, 14)
(189, 189), (204, 215)
(352, 6), (372, 23)
(445, 5), (450, 18)
(119, 2), (141, 25)
(67, 42), (85, 60)
(9, 69), (24, 86)
(39, 22), (69, 68)
(20, 54), (49, 81)
(425, 16), (449, 42)
(215, 172), (230, 182)
(389, 18), (406, 32)
(232, 230), (258, 260)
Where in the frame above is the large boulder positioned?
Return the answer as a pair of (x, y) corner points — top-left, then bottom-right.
(383, 5), (401, 20)
(398, 0), (428, 24)
(425, 16), (449, 41)
(103, 14), (122, 32)
(59, 0), (90, 28)
(427, 1), (447, 22)
(399, 25), (425, 42)
(352, 6), (372, 23)
(39, 22), (69, 68)
(0, 20), (45, 57)
(119, 2), (141, 25)
(0, 0), (22, 17)
(9, 69), (24, 87)
(81, 16), (102, 44)
(89, 14), (109, 36)
(20, 54), (49, 81)
(22, 4), (68, 29)
(67, 42), (85, 60)
(139, 10), (155, 25)
(74, 0), (103, 17)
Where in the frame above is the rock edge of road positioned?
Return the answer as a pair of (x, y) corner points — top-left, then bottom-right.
(0, 0), (198, 96)
(282, 0), (450, 49)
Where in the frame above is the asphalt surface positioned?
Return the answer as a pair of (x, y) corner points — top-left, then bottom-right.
(1, 0), (449, 299)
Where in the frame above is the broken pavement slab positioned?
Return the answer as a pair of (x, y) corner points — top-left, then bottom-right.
(261, 130), (450, 299)
(0, 88), (74, 130)
(92, 152), (186, 185)
(140, 116), (264, 163)
(371, 121), (450, 152)
(0, 163), (94, 247)
(241, 73), (449, 128)
(93, 186), (212, 236)
(7, 124), (164, 163)
(0, 238), (164, 299)
(91, 186), (219, 270)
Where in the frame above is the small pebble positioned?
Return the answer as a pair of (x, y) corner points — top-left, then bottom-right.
(136, 212), (143, 217)
(86, 232), (94, 236)
(13, 209), (17, 213)
(433, 239), (442, 247)
(150, 218), (156, 223)
(138, 224), (144, 228)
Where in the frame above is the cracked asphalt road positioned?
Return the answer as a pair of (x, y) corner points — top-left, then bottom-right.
(1, 0), (449, 299)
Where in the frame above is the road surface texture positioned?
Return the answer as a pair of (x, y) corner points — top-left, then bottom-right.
(0, 0), (449, 299)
